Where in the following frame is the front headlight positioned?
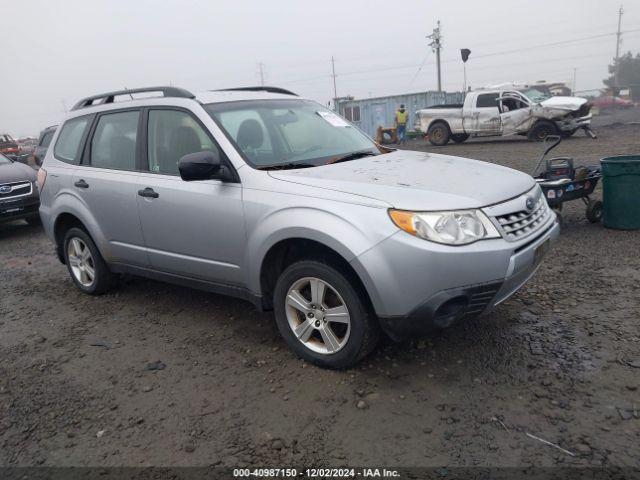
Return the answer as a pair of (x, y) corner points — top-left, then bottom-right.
(389, 209), (500, 245)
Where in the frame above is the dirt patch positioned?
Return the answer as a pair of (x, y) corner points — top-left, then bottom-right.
(1, 124), (639, 468)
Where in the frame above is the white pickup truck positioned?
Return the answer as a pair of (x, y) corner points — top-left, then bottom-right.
(417, 88), (593, 146)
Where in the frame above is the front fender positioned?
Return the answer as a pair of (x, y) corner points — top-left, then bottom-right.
(244, 205), (394, 295)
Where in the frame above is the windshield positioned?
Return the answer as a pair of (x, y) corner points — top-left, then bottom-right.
(205, 99), (379, 168)
(520, 88), (552, 103)
(0, 153), (12, 164)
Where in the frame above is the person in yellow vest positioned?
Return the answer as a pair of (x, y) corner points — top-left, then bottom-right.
(395, 104), (409, 145)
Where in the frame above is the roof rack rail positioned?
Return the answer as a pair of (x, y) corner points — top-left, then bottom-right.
(215, 86), (298, 96)
(71, 86), (195, 111)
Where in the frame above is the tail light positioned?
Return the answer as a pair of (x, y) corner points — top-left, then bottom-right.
(37, 168), (47, 191)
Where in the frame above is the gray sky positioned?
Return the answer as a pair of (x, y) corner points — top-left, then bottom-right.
(3, 0), (639, 136)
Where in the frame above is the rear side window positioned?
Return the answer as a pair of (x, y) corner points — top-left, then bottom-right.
(90, 111), (139, 170)
(40, 131), (54, 148)
(54, 117), (91, 164)
(476, 93), (499, 108)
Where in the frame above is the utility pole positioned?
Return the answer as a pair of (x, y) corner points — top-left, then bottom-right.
(331, 56), (338, 110)
(258, 63), (265, 86)
(572, 68), (577, 94)
(427, 21), (443, 92)
(614, 5), (624, 90)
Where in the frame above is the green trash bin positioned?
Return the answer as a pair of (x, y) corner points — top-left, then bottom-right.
(601, 155), (640, 230)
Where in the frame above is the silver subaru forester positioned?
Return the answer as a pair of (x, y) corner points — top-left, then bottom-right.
(38, 86), (559, 368)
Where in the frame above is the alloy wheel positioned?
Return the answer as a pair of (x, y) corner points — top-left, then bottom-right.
(284, 277), (351, 355)
(67, 237), (96, 287)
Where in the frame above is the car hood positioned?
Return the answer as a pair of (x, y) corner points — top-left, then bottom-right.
(0, 160), (36, 184)
(268, 150), (535, 210)
(539, 96), (587, 111)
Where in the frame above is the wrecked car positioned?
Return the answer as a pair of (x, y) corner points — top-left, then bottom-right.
(417, 88), (593, 146)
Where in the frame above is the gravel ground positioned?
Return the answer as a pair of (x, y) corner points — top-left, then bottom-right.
(1, 117), (639, 470)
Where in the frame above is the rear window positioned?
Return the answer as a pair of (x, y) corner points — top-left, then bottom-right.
(476, 93), (499, 108)
(89, 110), (139, 171)
(54, 116), (91, 164)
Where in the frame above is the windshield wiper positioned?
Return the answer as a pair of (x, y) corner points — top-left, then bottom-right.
(329, 151), (377, 165)
(258, 162), (316, 171)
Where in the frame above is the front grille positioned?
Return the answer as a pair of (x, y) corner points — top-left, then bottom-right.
(569, 103), (591, 118)
(494, 193), (550, 241)
(576, 103), (591, 117)
(460, 282), (502, 319)
(0, 181), (32, 199)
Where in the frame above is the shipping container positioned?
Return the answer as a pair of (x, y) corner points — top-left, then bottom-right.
(336, 90), (465, 138)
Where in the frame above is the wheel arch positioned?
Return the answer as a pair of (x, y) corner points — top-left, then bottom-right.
(53, 212), (90, 263)
(427, 118), (452, 132)
(258, 237), (375, 313)
(246, 207), (390, 312)
(51, 197), (106, 264)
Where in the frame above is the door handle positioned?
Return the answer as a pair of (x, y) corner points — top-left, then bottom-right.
(74, 179), (89, 189)
(138, 187), (159, 198)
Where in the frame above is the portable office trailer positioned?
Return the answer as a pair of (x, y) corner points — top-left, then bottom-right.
(336, 91), (465, 137)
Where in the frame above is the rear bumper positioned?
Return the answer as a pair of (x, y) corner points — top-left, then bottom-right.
(359, 216), (560, 341)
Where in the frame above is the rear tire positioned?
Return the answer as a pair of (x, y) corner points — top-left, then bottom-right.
(63, 227), (117, 295)
(273, 260), (379, 369)
(451, 133), (469, 144)
(586, 200), (603, 223)
(427, 122), (451, 146)
(528, 120), (559, 141)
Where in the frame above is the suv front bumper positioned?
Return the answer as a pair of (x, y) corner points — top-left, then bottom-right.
(351, 213), (559, 340)
(0, 182), (40, 224)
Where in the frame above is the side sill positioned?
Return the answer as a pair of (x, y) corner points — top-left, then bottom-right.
(109, 263), (265, 311)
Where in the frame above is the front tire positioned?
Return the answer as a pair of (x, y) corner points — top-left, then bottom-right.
(528, 120), (559, 141)
(273, 260), (379, 369)
(427, 122), (451, 146)
(63, 227), (116, 295)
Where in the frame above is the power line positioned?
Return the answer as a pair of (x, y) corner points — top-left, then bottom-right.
(471, 31), (635, 60)
(277, 28), (640, 88)
(271, 27), (640, 98)
(407, 54), (430, 90)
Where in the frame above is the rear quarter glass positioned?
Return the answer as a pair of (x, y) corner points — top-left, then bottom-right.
(54, 116), (91, 164)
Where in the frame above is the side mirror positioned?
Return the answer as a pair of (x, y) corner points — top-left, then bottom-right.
(178, 150), (221, 181)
